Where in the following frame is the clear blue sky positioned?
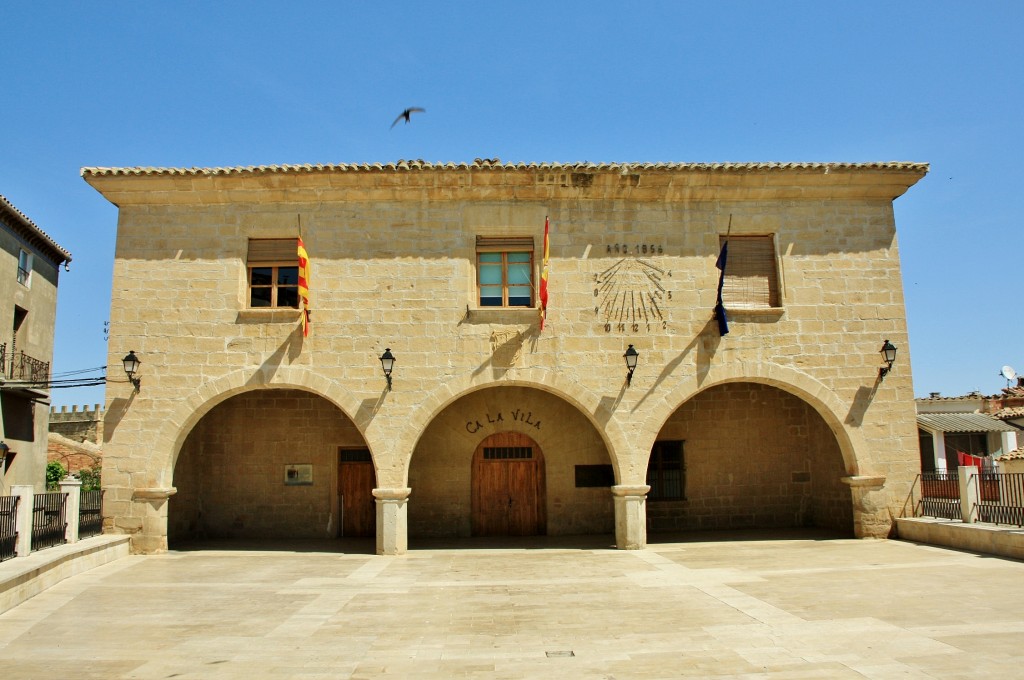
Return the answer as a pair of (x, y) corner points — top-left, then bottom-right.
(3, 2), (1022, 407)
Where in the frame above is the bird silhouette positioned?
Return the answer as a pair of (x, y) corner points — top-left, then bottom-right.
(391, 107), (425, 129)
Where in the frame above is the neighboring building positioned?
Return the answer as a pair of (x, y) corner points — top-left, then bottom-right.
(916, 387), (1023, 472)
(83, 159), (927, 555)
(48, 404), (104, 474)
(0, 195), (72, 491)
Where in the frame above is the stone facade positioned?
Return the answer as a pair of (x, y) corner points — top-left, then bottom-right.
(0, 195), (71, 492)
(83, 160), (928, 554)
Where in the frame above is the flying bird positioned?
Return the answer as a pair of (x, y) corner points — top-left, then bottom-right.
(391, 107), (425, 129)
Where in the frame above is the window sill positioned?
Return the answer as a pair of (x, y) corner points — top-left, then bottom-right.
(236, 309), (302, 324)
(465, 307), (540, 325)
(725, 306), (784, 317)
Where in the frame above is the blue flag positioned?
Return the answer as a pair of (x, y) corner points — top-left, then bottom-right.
(714, 241), (729, 336)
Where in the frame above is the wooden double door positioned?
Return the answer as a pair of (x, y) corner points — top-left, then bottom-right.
(337, 448), (375, 537)
(471, 432), (546, 536)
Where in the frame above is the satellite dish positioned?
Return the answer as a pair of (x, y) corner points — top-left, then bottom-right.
(1001, 365), (1017, 381)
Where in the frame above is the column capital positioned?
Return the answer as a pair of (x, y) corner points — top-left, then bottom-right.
(372, 487), (412, 501)
(841, 475), (886, 489)
(611, 484), (651, 498)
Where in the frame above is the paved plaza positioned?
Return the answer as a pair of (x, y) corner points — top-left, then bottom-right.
(1, 531), (1023, 678)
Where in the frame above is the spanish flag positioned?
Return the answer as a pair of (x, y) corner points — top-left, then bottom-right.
(539, 216), (550, 330)
(298, 237), (311, 337)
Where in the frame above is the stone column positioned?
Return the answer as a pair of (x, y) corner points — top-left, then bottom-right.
(131, 487), (176, 554)
(842, 475), (888, 538)
(60, 476), (82, 543)
(12, 485), (33, 558)
(611, 484), (650, 550)
(373, 487), (411, 556)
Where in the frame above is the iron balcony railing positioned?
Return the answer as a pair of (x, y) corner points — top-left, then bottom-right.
(79, 490), (103, 539)
(30, 492), (66, 552)
(0, 343), (51, 384)
(0, 495), (18, 561)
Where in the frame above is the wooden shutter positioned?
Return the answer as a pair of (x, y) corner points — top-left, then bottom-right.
(247, 238), (297, 263)
(720, 235), (780, 308)
(476, 236), (534, 252)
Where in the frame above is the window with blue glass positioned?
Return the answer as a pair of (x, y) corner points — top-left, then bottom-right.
(476, 237), (534, 308)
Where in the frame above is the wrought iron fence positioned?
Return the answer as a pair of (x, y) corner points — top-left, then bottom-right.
(0, 343), (51, 383)
(79, 490), (103, 539)
(31, 492), (66, 552)
(0, 495), (19, 562)
(916, 472), (961, 520)
(976, 472), (1024, 527)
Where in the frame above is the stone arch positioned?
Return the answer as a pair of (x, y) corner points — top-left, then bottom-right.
(637, 363), (870, 479)
(154, 366), (369, 486)
(396, 368), (632, 486)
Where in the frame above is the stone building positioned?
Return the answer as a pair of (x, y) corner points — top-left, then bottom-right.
(48, 404), (104, 474)
(0, 194), (72, 491)
(83, 159), (927, 554)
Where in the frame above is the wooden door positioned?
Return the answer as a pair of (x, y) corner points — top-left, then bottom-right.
(471, 432), (546, 536)
(338, 448), (376, 537)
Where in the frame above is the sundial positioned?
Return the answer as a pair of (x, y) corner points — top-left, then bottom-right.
(594, 253), (672, 333)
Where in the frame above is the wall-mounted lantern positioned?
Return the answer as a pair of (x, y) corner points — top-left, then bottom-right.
(379, 348), (395, 391)
(624, 344), (639, 386)
(878, 340), (897, 380)
(122, 350), (141, 392)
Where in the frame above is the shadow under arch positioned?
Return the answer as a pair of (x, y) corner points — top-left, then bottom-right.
(637, 363), (872, 479)
(154, 366), (371, 484)
(395, 369), (631, 486)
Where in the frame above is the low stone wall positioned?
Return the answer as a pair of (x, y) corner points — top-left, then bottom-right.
(0, 535), (130, 615)
(896, 517), (1024, 561)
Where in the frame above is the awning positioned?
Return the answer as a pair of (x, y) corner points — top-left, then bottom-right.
(917, 412), (1019, 433)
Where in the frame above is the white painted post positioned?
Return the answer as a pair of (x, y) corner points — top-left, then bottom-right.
(933, 432), (946, 472)
(11, 485), (34, 557)
(60, 476), (82, 543)
(959, 465), (979, 524)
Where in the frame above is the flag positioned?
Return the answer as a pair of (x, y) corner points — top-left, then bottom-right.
(297, 237), (311, 337)
(714, 239), (729, 336)
(539, 216), (550, 330)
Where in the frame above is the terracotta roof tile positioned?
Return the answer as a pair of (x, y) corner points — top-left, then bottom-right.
(81, 160), (930, 178)
(0, 194), (72, 265)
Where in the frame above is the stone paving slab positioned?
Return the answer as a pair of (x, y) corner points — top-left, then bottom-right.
(1, 532), (1023, 678)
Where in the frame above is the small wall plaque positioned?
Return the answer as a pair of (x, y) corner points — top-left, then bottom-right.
(284, 464), (313, 486)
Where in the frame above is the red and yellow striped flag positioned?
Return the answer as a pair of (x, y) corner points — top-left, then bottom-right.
(539, 216), (549, 330)
(297, 237), (311, 337)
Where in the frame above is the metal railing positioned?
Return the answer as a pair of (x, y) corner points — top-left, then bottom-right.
(0, 343), (51, 383)
(976, 472), (1024, 527)
(0, 495), (18, 562)
(79, 490), (103, 539)
(31, 492), (67, 552)
(916, 472), (961, 520)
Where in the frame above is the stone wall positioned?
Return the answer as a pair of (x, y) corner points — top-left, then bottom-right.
(49, 404), (104, 445)
(648, 383), (851, 533)
(84, 162), (927, 551)
(170, 389), (365, 541)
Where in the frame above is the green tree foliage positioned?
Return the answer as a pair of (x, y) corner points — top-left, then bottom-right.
(46, 461), (67, 490)
(77, 465), (101, 491)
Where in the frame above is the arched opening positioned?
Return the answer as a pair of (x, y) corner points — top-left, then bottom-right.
(169, 388), (373, 546)
(471, 432), (546, 536)
(408, 385), (613, 540)
(647, 382), (853, 536)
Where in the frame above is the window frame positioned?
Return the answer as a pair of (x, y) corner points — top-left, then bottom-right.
(647, 440), (685, 501)
(475, 237), (535, 309)
(246, 239), (300, 310)
(17, 249), (32, 287)
(247, 261), (300, 309)
(719, 234), (781, 310)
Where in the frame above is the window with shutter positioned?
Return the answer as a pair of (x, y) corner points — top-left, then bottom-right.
(247, 239), (299, 309)
(476, 236), (534, 308)
(719, 235), (780, 309)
